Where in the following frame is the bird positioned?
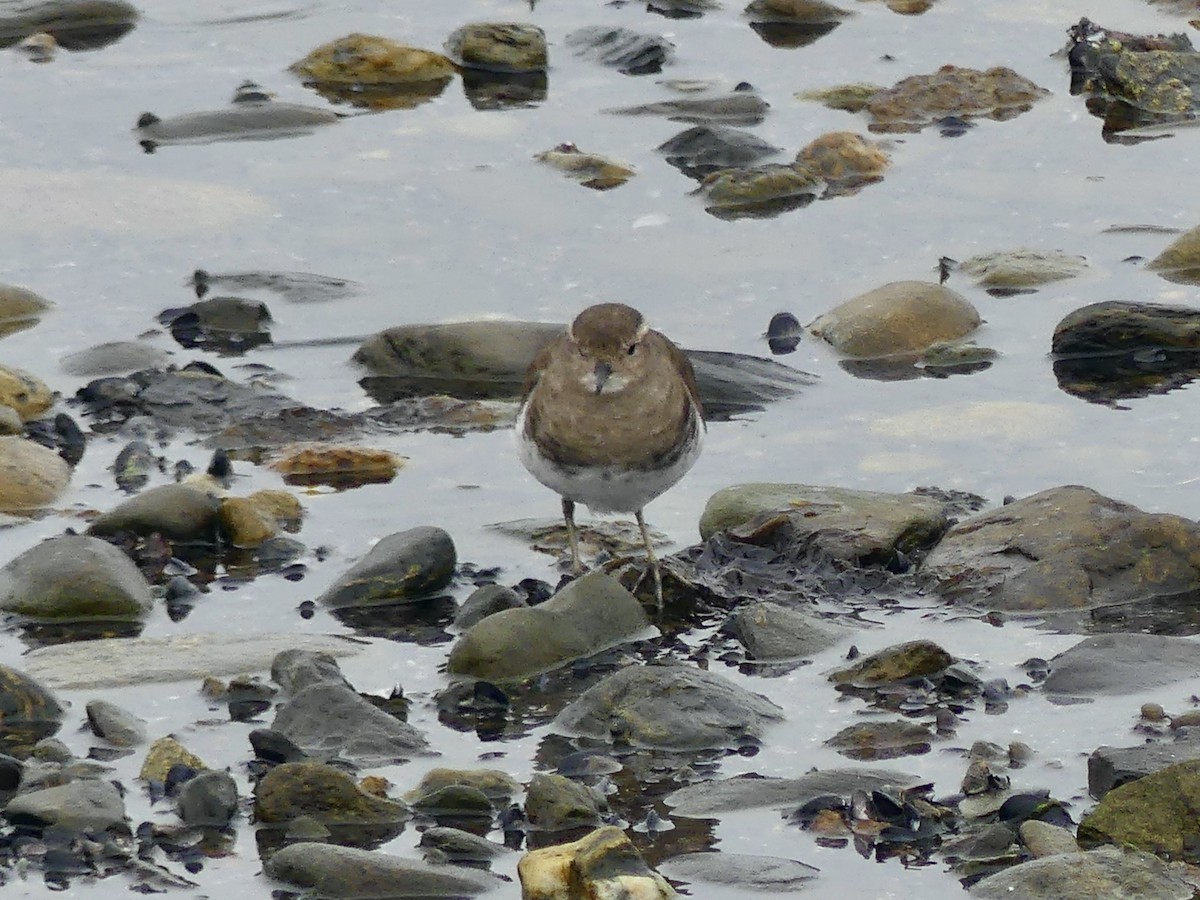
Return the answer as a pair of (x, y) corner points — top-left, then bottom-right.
(517, 302), (705, 607)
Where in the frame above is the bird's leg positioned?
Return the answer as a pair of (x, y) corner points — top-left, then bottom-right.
(635, 508), (663, 613)
(563, 498), (584, 574)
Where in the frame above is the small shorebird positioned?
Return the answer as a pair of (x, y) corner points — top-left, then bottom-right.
(517, 302), (705, 606)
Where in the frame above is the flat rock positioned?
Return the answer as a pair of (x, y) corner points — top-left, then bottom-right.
(665, 767), (917, 816)
(726, 600), (848, 661)
(972, 846), (1191, 899)
(4, 779), (127, 832)
(960, 248), (1088, 288)
(1043, 634), (1200, 696)
(61, 340), (171, 377)
(809, 281), (981, 358)
(661, 851), (819, 891)
(1089, 732), (1200, 798)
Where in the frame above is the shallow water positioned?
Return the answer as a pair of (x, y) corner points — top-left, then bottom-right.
(2, 0), (1200, 896)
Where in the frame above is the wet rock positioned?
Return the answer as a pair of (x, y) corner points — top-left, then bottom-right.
(266, 443), (403, 490)
(766, 311), (803, 354)
(405, 768), (518, 807)
(554, 663), (783, 751)
(0, 364), (51, 421)
(175, 769), (238, 827)
(61, 340), (170, 377)
(665, 767), (917, 816)
(745, 0), (846, 47)
(605, 82), (770, 125)
(565, 25), (673, 75)
(959, 249), (1088, 289)
(1019, 820), (1080, 857)
(157, 295), (272, 354)
(796, 130), (889, 195)
(447, 572), (648, 682)
(921, 485), (1200, 612)
(271, 682), (430, 765)
(454, 583), (526, 630)
(85, 699), (146, 747)
(809, 281), (981, 358)
(0, 283), (51, 338)
(140, 735), (206, 783)
(419, 825), (511, 863)
(267, 840), (500, 897)
(534, 143), (635, 190)
(444, 22), (547, 73)
(701, 483), (949, 567)
(316, 526), (456, 609)
(0, 436), (69, 511)
(1077, 759), (1200, 856)
(272, 648), (351, 694)
(289, 32), (454, 94)
(826, 720), (934, 760)
(830, 639), (954, 687)
(0, 0), (139, 51)
(697, 163), (822, 220)
(525, 772), (608, 831)
(409, 783), (492, 821)
(0, 534), (153, 621)
(796, 82), (885, 112)
(3, 778), (127, 831)
(657, 124), (781, 179)
(217, 495), (279, 548)
(0, 664), (63, 757)
(1089, 733), (1200, 799)
(971, 844), (1191, 898)
(1148, 222), (1200, 284)
(136, 82), (339, 152)
(867, 65), (1049, 133)
(519, 826), (674, 900)
(662, 851), (819, 891)
(191, 269), (358, 303)
(255, 761), (408, 824)
(87, 482), (222, 544)
(1043, 634), (1200, 696)
(1053, 300), (1200, 356)
(726, 600), (848, 661)
(22, 412), (85, 467)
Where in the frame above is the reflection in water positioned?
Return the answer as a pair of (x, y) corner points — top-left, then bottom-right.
(461, 70), (549, 110)
(748, 20), (840, 50)
(1052, 349), (1200, 407)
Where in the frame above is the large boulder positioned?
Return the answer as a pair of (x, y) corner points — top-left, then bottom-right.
(0, 534), (153, 620)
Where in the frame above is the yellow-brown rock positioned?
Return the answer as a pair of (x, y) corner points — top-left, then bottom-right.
(518, 826), (676, 899)
(290, 33), (455, 85)
(0, 436), (69, 512)
(0, 364), (52, 420)
(268, 443), (404, 489)
(218, 496), (278, 548)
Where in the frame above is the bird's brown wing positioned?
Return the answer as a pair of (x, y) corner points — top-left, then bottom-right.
(521, 336), (561, 401)
(665, 337), (705, 421)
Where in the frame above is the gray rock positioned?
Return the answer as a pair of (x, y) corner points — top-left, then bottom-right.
(970, 845), (1193, 899)
(0, 283), (51, 337)
(661, 851), (819, 890)
(0, 534), (153, 620)
(665, 767), (916, 816)
(61, 341), (170, 377)
(554, 663), (783, 751)
(87, 482), (222, 544)
(921, 485), (1200, 612)
(1019, 820), (1080, 857)
(177, 770), (238, 827)
(700, 483), (950, 562)
(727, 600), (848, 660)
(448, 572), (648, 682)
(826, 720), (934, 760)
(565, 25), (674, 75)
(271, 648), (351, 694)
(656, 125), (781, 178)
(605, 84), (770, 126)
(1089, 733), (1200, 798)
(1043, 634), (1200, 696)
(266, 840), (500, 896)
(525, 773), (607, 831)
(829, 639), (954, 686)
(809, 280), (980, 358)
(85, 699), (146, 747)
(4, 779), (127, 832)
(0, 0), (139, 50)
(443, 22), (547, 73)
(418, 825), (511, 863)
(454, 583), (526, 630)
(271, 682), (430, 765)
(960, 249), (1088, 288)
(1053, 300), (1200, 355)
(316, 527), (456, 608)
(136, 101), (338, 149)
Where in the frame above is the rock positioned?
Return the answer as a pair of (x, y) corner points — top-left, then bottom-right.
(3, 779), (127, 832)
(796, 130), (889, 194)
(255, 761), (408, 825)
(271, 683), (430, 765)
(665, 767), (918, 816)
(826, 720), (934, 760)
(921, 485), (1200, 612)
(518, 826), (675, 900)
(1089, 733), (1200, 798)
(726, 600), (848, 660)
(267, 444), (403, 489)
(525, 773), (608, 831)
(454, 583), (527, 630)
(1043, 634), (1200, 695)
(1148, 222), (1200, 284)
(405, 768), (519, 806)
(61, 340), (170, 377)
(266, 840), (500, 897)
(217, 495), (278, 548)
(85, 699), (146, 747)
(0, 406), (20, 435)
(700, 483), (950, 564)
(657, 124), (781, 179)
(796, 82), (885, 112)
(745, 0), (852, 22)
(22, 633), (362, 689)
(867, 65), (1049, 133)
(140, 736), (206, 783)
(290, 33), (454, 85)
(534, 143), (635, 190)
(316, 527), (455, 609)
(960, 249), (1088, 288)
(444, 22), (548, 73)
(177, 769), (238, 827)
(1078, 759), (1200, 855)
(1019, 820), (1080, 857)
(661, 851), (819, 891)
(0, 0), (139, 51)
(419, 825), (511, 863)
(809, 281), (981, 358)
(829, 640), (954, 686)
(697, 163), (822, 220)
(973, 846), (1193, 898)
(0, 664), (63, 755)
(553, 663), (783, 751)
(1053, 300), (1200, 355)
(272, 649), (351, 694)
(605, 82), (770, 126)
(0, 435), (68, 512)
(87, 482), (222, 544)
(0, 283), (51, 339)
(564, 25), (674, 75)
(0, 534), (153, 620)
(447, 572), (648, 682)
(157, 295), (272, 352)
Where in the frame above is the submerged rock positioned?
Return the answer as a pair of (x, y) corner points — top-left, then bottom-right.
(254, 761), (408, 825)
(826, 720), (934, 760)
(519, 826), (675, 900)
(665, 767), (918, 816)
(662, 852), (819, 892)
(744, 0), (850, 48)
(267, 841), (500, 897)
(534, 143), (635, 190)
(0, 283), (51, 339)
(1148, 222), (1200, 284)
(697, 162), (823, 220)
(564, 25), (674, 75)
(727, 600), (848, 661)
(796, 130), (889, 195)
(605, 82), (770, 126)
(0, 0), (139, 51)
(61, 340), (170, 377)
(267, 443), (404, 489)
(809, 281), (981, 358)
(656, 124), (782, 178)
(959, 248), (1088, 289)
(1042, 634), (1200, 695)
(867, 65), (1049, 132)
(315, 527), (456, 609)
(157, 295), (272, 354)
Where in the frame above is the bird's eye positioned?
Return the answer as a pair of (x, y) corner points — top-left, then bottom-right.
(626, 343), (637, 356)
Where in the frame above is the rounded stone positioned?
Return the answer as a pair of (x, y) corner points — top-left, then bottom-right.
(0, 365), (52, 421)
(809, 281), (981, 358)
(0, 436), (69, 512)
(0, 534), (153, 620)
